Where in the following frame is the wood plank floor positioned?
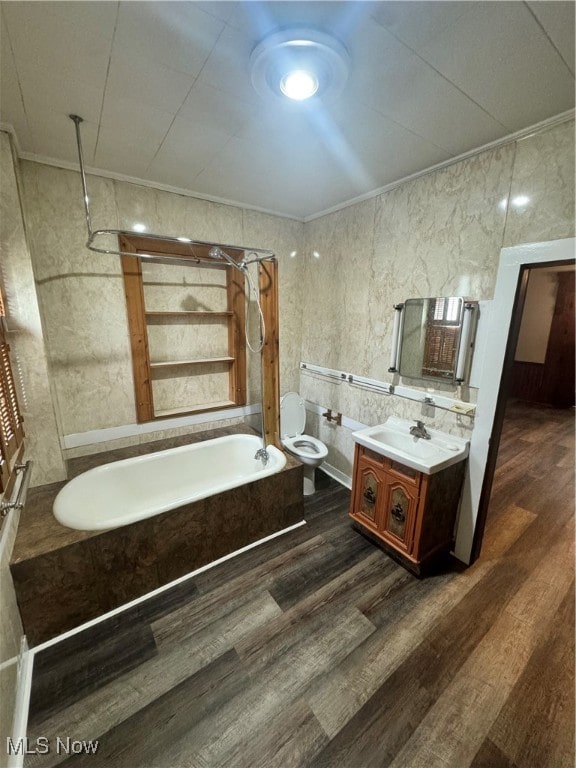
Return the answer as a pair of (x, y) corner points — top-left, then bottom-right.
(23, 400), (574, 768)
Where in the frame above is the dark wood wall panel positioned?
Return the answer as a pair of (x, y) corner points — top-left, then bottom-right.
(545, 271), (575, 408)
(509, 361), (545, 403)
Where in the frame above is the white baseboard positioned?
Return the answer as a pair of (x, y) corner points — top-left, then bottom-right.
(7, 637), (33, 768)
(62, 403), (262, 449)
(320, 463), (352, 490)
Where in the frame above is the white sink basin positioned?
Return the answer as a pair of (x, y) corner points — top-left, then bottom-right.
(352, 416), (469, 475)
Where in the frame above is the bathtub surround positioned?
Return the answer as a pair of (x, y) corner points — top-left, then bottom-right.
(11, 425), (303, 645)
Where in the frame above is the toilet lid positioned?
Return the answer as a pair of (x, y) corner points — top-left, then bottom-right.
(280, 392), (306, 438)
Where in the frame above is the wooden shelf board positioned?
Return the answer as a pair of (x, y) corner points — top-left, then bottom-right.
(145, 311), (232, 318)
(153, 401), (237, 419)
(150, 357), (234, 369)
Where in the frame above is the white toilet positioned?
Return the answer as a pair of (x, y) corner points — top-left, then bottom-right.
(280, 392), (328, 496)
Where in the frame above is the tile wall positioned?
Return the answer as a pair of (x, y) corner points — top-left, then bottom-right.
(300, 120), (575, 480)
(0, 132), (65, 486)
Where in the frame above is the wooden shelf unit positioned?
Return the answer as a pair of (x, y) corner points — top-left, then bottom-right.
(121, 236), (247, 423)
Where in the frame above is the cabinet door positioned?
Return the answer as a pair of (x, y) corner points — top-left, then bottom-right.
(352, 463), (383, 531)
(380, 477), (418, 553)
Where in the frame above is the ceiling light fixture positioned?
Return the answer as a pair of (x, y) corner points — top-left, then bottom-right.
(250, 28), (349, 103)
(280, 70), (319, 101)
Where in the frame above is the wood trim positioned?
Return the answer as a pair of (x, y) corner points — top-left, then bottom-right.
(120, 237), (154, 422)
(259, 258), (280, 448)
(227, 266), (247, 406)
(120, 235), (254, 423)
(145, 311), (233, 318)
(123, 238), (244, 263)
(150, 358), (234, 369)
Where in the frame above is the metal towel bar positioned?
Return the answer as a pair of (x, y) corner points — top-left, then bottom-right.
(1, 460), (33, 517)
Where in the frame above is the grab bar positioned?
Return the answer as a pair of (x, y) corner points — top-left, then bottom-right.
(300, 362), (347, 382)
(1, 461), (33, 517)
(347, 374), (394, 395)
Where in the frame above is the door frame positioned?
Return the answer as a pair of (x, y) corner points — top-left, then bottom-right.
(453, 237), (575, 565)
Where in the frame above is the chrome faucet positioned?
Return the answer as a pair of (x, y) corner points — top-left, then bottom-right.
(255, 448), (269, 466)
(409, 420), (431, 440)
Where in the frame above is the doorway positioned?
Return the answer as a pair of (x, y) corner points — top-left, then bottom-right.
(453, 237), (575, 565)
(475, 264), (574, 557)
(510, 266), (575, 409)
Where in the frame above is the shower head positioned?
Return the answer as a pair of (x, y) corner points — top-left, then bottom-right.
(209, 246), (248, 272)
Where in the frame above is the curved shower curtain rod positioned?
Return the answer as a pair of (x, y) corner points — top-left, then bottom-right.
(69, 115), (276, 266)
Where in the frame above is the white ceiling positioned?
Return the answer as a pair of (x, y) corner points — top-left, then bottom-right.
(1, 1), (574, 219)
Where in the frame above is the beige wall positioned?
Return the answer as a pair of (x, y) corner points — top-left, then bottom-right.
(13, 119), (573, 477)
(300, 120), (575, 479)
(0, 132), (65, 487)
(0, 131), (42, 749)
(515, 268), (559, 363)
(19, 162), (305, 456)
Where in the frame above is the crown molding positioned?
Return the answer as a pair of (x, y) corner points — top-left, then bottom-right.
(303, 109), (575, 222)
(3, 109), (573, 224)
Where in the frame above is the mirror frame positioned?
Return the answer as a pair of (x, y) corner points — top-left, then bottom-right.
(389, 297), (478, 385)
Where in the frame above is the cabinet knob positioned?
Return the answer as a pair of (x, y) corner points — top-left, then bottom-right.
(391, 503), (405, 523)
(363, 487), (376, 505)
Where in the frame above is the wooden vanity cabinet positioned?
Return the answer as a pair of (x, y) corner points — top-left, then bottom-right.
(349, 445), (465, 574)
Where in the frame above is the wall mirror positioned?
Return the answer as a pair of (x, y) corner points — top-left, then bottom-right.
(390, 297), (477, 384)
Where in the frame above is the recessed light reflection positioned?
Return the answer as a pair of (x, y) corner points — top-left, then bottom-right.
(132, 223), (147, 233)
(499, 197), (508, 210)
(313, 250), (320, 259)
(512, 195), (530, 208)
(290, 251), (297, 258)
(177, 237), (192, 243)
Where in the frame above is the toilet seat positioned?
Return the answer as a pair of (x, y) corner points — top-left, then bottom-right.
(282, 434), (328, 459)
(280, 392), (328, 460)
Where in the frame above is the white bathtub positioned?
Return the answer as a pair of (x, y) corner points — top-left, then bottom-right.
(53, 434), (286, 531)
